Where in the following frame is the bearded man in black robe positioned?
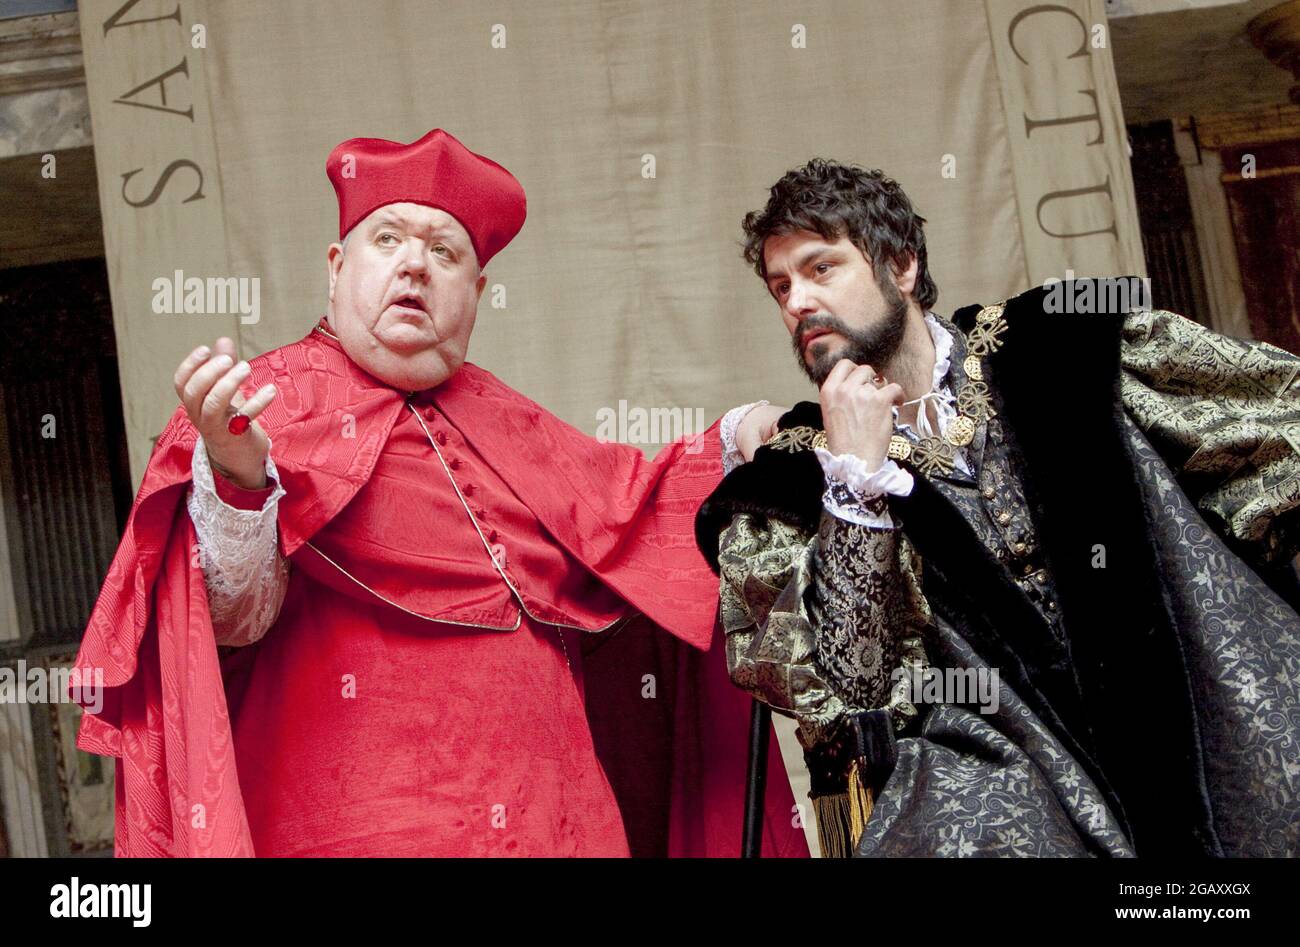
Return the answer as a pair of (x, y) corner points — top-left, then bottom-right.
(698, 158), (1300, 858)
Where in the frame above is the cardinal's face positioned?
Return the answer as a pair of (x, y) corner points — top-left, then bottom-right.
(326, 202), (486, 391)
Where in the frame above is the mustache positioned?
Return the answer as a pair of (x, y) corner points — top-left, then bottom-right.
(793, 315), (853, 350)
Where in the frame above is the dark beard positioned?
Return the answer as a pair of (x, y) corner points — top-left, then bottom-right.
(792, 277), (909, 387)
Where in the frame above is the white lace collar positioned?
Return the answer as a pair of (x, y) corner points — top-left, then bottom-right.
(894, 311), (973, 474)
(893, 312), (956, 437)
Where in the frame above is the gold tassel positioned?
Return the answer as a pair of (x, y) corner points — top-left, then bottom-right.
(847, 758), (874, 847)
(812, 792), (853, 859)
(810, 761), (874, 858)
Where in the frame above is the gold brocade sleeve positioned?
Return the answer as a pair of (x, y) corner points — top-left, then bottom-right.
(1120, 308), (1300, 568)
(716, 509), (927, 750)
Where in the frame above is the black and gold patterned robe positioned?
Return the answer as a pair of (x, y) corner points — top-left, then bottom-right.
(695, 280), (1300, 858)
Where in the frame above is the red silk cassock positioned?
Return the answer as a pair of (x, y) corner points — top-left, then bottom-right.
(73, 324), (808, 858)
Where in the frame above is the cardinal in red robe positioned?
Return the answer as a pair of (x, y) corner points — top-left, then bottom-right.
(71, 128), (807, 858)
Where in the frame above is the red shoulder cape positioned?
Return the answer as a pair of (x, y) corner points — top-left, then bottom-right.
(73, 326), (808, 858)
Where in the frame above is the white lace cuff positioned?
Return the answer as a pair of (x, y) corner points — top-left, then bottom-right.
(720, 400), (770, 475)
(813, 448), (913, 529)
(187, 437), (290, 647)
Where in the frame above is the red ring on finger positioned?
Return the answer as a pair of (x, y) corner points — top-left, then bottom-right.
(227, 413), (251, 436)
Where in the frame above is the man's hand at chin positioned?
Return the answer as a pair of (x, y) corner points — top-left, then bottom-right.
(819, 358), (904, 471)
(736, 403), (789, 462)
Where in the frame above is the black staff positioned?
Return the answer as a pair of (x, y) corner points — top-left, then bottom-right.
(741, 698), (771, 858)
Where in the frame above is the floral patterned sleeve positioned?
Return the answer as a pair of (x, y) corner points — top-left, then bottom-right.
(716, 507), (928, 749)
(1120, 308), (1300, 568)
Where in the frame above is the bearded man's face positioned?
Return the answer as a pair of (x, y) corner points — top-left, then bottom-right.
(761, 231), (908, 386)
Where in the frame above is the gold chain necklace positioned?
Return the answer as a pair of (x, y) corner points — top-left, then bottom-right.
(764, 303), (1009, 479)
(885, 303), (1006, 477)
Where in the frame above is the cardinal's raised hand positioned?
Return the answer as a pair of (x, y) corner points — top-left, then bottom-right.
(173, 336), (277, 489)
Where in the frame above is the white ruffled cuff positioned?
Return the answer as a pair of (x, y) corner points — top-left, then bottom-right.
(190, 436), (285, 514)
(720, 400), (770, 475)
(188, 437), (289, 646)
(813, 448), (913, 529)
(814, 448), (914, 496)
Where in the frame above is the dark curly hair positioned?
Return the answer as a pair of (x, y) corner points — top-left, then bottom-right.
(741, 159), (938, 310)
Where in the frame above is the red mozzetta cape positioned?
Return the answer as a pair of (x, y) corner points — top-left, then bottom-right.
(74, 325), (808, 858)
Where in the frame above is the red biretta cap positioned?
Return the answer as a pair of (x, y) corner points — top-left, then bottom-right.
(326, 128), (526, 267)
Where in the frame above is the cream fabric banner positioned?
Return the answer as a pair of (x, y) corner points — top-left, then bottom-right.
(79, 0), (1142, 856)
(986, 0), (1146, 285)
(78, 0), (235, 483)
(79, 0), (1141, 488)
